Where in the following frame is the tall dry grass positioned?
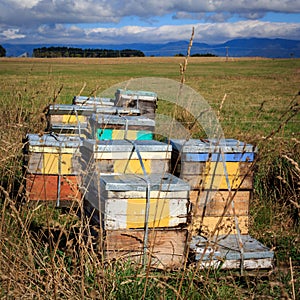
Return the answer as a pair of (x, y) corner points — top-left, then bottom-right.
(0, 56), (299, 298)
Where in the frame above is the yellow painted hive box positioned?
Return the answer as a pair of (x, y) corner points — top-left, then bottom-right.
(84, 173), (190, 230)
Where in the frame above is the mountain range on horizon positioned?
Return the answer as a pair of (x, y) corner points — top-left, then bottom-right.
(3, 38), (300, 58)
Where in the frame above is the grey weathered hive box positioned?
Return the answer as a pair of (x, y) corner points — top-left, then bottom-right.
(84, 173), (190, 230)
(114, 89), (157, 119)
(80, 139), (172, 176)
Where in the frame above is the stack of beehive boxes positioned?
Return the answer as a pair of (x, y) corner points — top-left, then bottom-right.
(24, 133), (82, 206)
(25, 89), (157, 207)
(96, 174), (190, 268)
(170, 138), (255, 237)
(23, 87), (274, 270)
(80, 138), (190, 268)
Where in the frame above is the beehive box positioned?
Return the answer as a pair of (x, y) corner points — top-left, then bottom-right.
(49, 124), (91, 139)
(84, 173), (190, 230)
(190, 234), (274, 269)
(104, 228), (188, 269)
(89, 114), (155, 141)
(24, 134), (82, 204)
(170, 139), (256, 235)
(26, 174), (81, 204)
(170, 139), (256, 191)
(80, 139), (172, 177)
(114, 89), (157, 119)
(48, 104), (140, 125)
(47, 104), (95, 128)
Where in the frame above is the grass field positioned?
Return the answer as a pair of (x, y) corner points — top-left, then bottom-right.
(0, 56), (299, 299)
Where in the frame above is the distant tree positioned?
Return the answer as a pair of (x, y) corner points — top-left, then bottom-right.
(174, 53), (185, 57)
(120, 49), (145, 57)
(191, 53), (217, 57)
(0, 45), (6, 57)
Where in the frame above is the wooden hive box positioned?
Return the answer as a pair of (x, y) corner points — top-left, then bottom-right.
(49, 124), (92, 139)
(89, 114), (155, 141)
(169, 139), (256, 236)
(80, 139), (172, 180)
(47, 104), (94, 138)
(47, 104), (95, 128)
(72, 96), (141, 115)
(84, 173), (190, 230)
(84, 173), (190, 269)
(190, 234), (274, 269)
(114, 89), (157, 120)
(104, 228), (188, 269)
(24, 133), (82, 205)
(170, 138), (256, 191)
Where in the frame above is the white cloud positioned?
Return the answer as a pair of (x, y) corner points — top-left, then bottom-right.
(8, 0), (40, 9)
(172, 12), (207, 20)
(1, 0), (300, 27)
(0, 0), (299, 44)
(194, 20), (300, 43)
(1, 28), (26, 40)
(3, 20), (299, 45)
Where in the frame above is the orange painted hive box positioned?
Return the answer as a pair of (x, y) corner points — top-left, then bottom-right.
(24, 133), (82, 205)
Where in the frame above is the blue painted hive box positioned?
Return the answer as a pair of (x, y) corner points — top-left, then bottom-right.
(170, 138), (256, 191)
(169, 139), (257, 236)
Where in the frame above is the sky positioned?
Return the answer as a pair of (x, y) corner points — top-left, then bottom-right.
(0, 0), (300, 45)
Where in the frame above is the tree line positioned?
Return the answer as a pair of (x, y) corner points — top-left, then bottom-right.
(0, 45), (5, 57)
(175, 52), (218, 57)
(33, 47), (145, 58)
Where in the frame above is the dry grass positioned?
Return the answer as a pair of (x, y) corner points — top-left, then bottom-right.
(0, 56), (270, 65)
(0, 56), (299, 298)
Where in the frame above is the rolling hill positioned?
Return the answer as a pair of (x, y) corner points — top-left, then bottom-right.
(3, 38), (300, 58)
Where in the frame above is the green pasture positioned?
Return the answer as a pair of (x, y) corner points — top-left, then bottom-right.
(0, 57), (299, 139)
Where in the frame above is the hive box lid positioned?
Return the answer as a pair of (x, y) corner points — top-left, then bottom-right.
(100, 173), (190, 192)
(94, 106), (140, 115)
(50, 122), (88, 130)
(48, 104), (97, 115)
(82, 139), (171, 153)
(90, 114), (155, 127)
(170, 139), (256, 153)
(115, 89), (157, 101)
(26, 133), (82, 149)
(190, 234), (274, 269)
(73, 96), (115, 106)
